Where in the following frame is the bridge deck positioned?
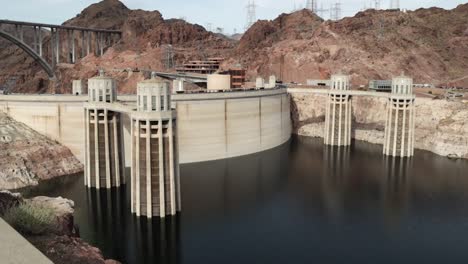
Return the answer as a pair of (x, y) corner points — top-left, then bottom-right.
(0, 19), (121, 33)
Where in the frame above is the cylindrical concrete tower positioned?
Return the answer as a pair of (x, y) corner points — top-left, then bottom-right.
(84, 70), (124, 189)
(131, 73), (181, 218)
(324, 74), (352, 146)
(383, 75), (415, 157)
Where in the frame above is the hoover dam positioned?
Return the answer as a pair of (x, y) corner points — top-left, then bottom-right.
(0, 88), (292, 165)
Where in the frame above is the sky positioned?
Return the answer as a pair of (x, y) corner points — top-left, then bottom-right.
(0, 0), (466, 34)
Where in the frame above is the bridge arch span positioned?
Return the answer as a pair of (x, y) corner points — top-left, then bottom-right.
(0, 30), (55, 79)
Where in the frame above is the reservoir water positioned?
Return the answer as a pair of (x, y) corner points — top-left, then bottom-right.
(20, 136), (468, 264)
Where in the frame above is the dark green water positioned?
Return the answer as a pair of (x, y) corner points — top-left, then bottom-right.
(20, 136), (468, 264)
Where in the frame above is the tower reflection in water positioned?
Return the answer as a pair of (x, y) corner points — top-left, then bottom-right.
(82, 142), (290, 263)
(381, 156), (412, 225)
(322, 145), (351, 219)
(180, 142), (290, 221)
(85, 188), (181, 264)
(320, 139), (412, 224)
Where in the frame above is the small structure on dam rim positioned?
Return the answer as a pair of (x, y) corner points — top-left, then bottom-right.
(84, 70), (124, 189)
(131, 73), (181, 218)
(383, 74), (416, 157)
(324, 74), (352, 146)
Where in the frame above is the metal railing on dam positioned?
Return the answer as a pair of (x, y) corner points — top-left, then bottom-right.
(0, 88), (292, 164)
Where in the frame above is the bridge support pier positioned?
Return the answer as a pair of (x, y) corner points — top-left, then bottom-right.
(81, 30), (85, 58)
(131, 73), (181, 218)
(383, 75), (415, 157)
(55, 28), (60, 64)
(32, 26), (37, 53)
(99, 32), (104, 56)
(324, 74), (352, 146)
(50, 28), (56, 67)
(38, 27), (42, 57)
(95, 32), (99, 56)
(68, 30), (76, 64)
(84, 71), (124, 189)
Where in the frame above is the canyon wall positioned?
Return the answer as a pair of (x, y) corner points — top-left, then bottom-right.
(290, 91), (468, 159)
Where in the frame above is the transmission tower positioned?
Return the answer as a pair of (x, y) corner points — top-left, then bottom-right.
(245, 0), (257, 32)
(306, 0), (318, 13)
(216, 27), (224, 35)
(390, 0), (400, 9)
(316, 2), (329, 19)
(205, 23), (213, 32)
(374, 0), (381, 10)
(329, 2), (342, 21)
(162, 44), (174, 69)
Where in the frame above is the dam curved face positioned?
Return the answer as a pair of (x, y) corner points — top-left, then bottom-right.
(0, 89), (292, 164)
(173, 89), (291, 163)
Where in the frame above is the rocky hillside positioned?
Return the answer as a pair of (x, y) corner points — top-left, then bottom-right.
(0, 0), (235, 94)
(0, 1), (467, 93)
(226, 5), (468, 86)
(0, 113), (83, 190)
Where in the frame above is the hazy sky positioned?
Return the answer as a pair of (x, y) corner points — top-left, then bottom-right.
(0, 0), (465, 34)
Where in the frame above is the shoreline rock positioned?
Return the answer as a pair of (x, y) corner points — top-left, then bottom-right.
(0, 112), (83, 190)
(0, 191), (119, 264)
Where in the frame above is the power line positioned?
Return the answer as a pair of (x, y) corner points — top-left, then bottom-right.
(316, 2), (329, 19)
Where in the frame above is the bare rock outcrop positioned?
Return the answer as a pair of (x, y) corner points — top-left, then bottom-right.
(0, 192), (119, 264)
(291, 93), (468, 159)
(0, 0), (235, 94)
(2, 1), (467, 93)
(28, 235), (121, 264)
(0, 113), (83, 190)
(228, 4), (468, 87)
(29, 196), (76, 236)
(26, 195), (120, 264)
(0, 190), (22, 215)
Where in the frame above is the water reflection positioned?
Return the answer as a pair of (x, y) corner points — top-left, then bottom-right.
(16, 136), (468, 264)
(131, 217), (180, 264)
(180, 142), (290, 221)
(85, 188), (181, 264)
(321, 146), (351, 219)
(381, 157), (412, 226)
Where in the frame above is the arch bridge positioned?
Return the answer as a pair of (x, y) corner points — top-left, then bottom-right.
(0, 19), (122, 79)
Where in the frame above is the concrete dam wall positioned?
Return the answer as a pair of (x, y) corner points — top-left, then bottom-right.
(0, 89), (292, 164)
